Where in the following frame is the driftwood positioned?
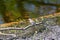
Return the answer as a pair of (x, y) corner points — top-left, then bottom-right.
(0, 22), (18, 27)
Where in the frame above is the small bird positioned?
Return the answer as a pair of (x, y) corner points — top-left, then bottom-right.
(28, 18), (35, 25)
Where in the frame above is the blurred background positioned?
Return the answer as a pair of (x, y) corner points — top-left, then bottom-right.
(0, 0), (60, 24)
